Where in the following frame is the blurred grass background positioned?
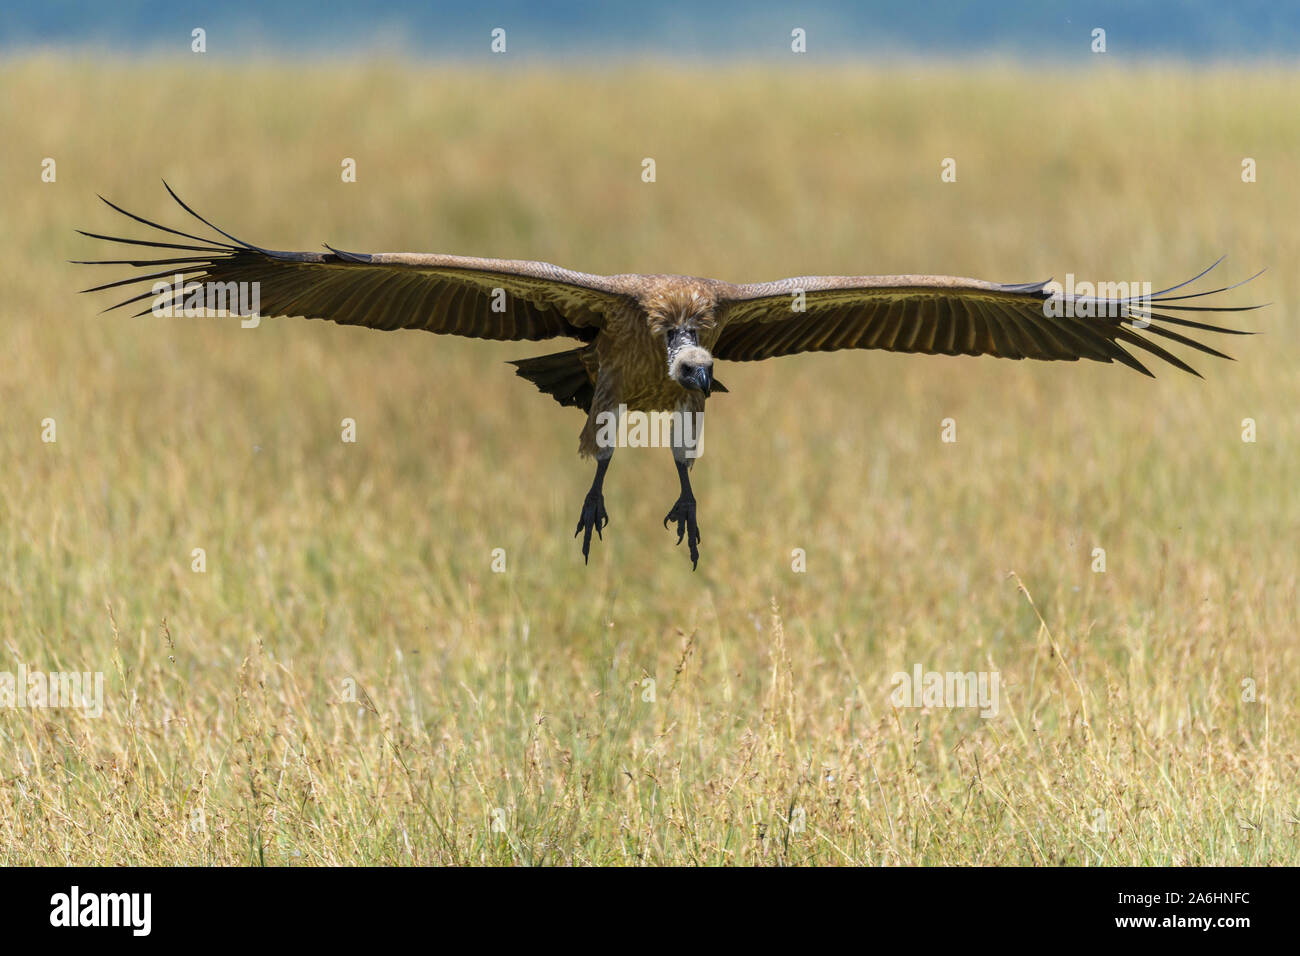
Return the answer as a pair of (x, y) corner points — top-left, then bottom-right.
(0, 57), (1296, 864)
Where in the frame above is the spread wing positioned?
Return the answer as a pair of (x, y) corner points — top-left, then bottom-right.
(713, 267), (1262, 377)
(74, 183), (633, 341)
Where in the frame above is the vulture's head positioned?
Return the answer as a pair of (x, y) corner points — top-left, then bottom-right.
(647, 287), (717, 397)
(666, 327), (714, 395)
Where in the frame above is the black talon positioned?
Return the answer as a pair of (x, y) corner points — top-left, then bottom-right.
(670, 494), (702, 567)
(663, 458), (702, 570)
(662, 496), (701, 569)
(575, 457), (611, 564)
(575, 493), (609, 563)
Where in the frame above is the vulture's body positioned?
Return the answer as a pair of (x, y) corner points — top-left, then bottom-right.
(77, 186), (1262, 568)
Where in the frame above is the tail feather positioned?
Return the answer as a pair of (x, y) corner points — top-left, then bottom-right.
(509, 348), (598, 412)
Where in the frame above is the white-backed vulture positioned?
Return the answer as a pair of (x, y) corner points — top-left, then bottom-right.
(77, 185), (1261, 568)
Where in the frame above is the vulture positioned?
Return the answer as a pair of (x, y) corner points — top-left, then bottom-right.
(76, 184), (1261, 569)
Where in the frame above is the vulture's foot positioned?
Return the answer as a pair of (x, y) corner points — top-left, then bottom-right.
(663, 495), (701, 570)
(574, 492), (609, 564)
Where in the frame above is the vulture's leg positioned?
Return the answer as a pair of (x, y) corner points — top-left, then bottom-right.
(575, 381), (620, 564)
(574, 455), (611, 564)
(663, 405), (703, 569)
(663, 459), (701, 570)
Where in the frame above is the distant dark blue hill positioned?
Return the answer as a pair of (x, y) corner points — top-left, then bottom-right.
(2, 0), (1298, 59)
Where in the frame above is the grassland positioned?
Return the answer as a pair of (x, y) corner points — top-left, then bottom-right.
(0, 57), (1296, 865)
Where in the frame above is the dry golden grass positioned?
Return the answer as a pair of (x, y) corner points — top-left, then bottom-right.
(0, 57), (1296, 864)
